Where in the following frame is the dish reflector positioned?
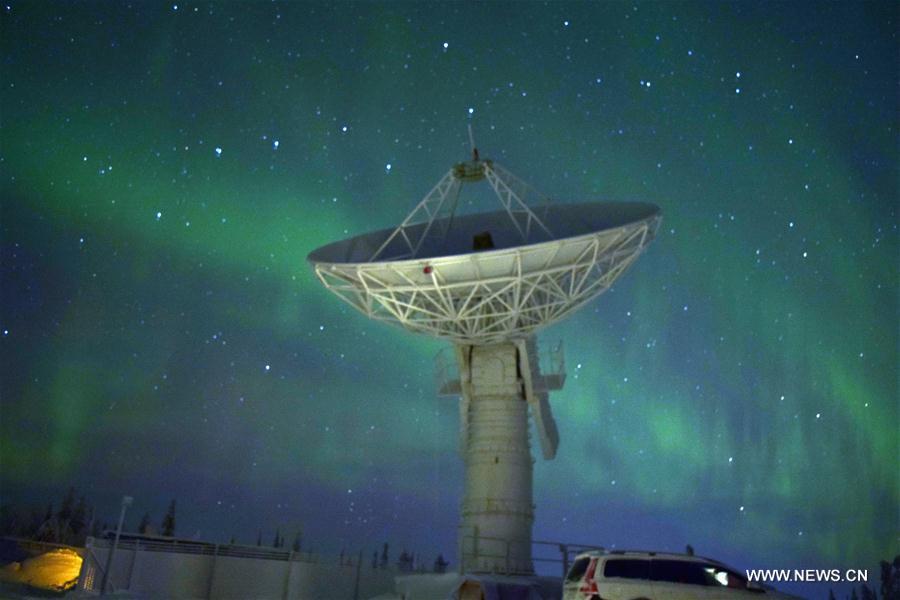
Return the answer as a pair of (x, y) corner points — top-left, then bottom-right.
(308, 157), (660, 346)
(309, 198), (660, 346)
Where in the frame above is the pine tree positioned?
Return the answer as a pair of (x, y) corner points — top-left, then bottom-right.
(0, 505), (16, 536)
(86, 506), (95, 538)
(398, 550), (412, 572)
(882, 561), (892, 600)
(71, 496), (87, 539)
(138, 513), (151, 534)
(57, 487), (75, 522)
(380, 542), (389, 569)
(292, 531), (302, 553)
(433, 554), (448, 573)
(30, 507), (49, 541)
(372, 551), (378, 569)
(33, 506), (52, 539)
(34, 504), (55, 541)
(229, 536), (235, 545)
(882, 555), (900, 600)
(256, 531), (262, 546)
(273, 529), (281, 548)
(685, 544), (694, 556)
(161, 500), (176, 537)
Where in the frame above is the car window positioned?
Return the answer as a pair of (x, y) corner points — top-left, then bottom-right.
(566, 557), (591, 582)
(604, 558), (651, 580)
(703, 564), (749, 589)
(650, 559), (710, 586)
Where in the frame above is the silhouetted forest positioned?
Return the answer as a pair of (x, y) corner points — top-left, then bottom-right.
(828, 557), (900, 600)
(0, 487), (451, 574)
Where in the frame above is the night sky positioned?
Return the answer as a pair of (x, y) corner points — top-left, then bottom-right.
(1, 2), (897, 598)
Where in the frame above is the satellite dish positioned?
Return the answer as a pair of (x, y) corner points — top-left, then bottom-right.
(307, 131), (661, 575)
(308, 185), (660, 345)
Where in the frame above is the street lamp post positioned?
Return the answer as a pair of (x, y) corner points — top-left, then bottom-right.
(100, 495), (133, 596)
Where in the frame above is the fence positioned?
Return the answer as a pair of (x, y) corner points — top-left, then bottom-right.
(458, 528), (603, 579)
(78, 536), (397, 599)
(0, 537), (86, 559)
(3, 533), (600, 597)
(435, 339), (565, 396)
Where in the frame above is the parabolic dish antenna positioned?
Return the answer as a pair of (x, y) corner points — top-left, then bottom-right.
(307, 130), (661, 575)
(308, 159), (660, 346)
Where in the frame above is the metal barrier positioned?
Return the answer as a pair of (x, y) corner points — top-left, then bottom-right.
(458, 528), (603, 578)
(80, 545), (107, 593)
(4, 537), (85, 557)
(77, 536), (397, 598)
(86, 536), (329, 563)
(435, 339), (565, 396)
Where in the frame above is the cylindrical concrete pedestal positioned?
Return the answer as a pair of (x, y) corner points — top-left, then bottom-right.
(458, 343), (534, 575)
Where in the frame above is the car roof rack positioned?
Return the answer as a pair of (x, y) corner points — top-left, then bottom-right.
(578, 548), (725, 565)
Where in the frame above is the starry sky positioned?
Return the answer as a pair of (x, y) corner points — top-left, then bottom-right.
(1, 2), (897, 598)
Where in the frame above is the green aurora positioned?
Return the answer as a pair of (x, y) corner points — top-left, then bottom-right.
(1, 2), (896, 597)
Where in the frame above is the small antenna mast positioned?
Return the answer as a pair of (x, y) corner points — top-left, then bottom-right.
(468, 123), (479, 161)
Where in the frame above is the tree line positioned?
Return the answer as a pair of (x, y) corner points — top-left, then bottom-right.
(251, 533), (448, 573)
(828, 557), (900, 600)
(1, 487), (100, 546)
(0, 487), (451, 574)
(0, 487), (176, 545)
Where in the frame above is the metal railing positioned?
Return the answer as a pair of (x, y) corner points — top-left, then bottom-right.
(1, 536), (85, 557)
(458, 529), (603, 579)
(87, 536), (330, 563)
(435, 339), (565, 396)
(80, 536), (398, 598)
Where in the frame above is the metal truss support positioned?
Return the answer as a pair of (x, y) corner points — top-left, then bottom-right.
(369, 160), (554, 263)
(483, 162), (555, 243)
(370, 169), (462, 262)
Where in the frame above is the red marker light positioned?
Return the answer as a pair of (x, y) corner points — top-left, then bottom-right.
(580, 558), (599, 596)
(423, 265), (433, 274)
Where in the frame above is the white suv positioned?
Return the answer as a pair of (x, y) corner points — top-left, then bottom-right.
(562, 550), (802, 600)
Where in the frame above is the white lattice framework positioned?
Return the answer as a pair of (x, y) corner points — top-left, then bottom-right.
(370, 169), (463, 262)
(369, 161), (554, 262)
(311, 158), (660, 345)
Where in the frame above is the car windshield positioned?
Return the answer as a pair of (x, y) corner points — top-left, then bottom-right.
(566, 557), (592, 582)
